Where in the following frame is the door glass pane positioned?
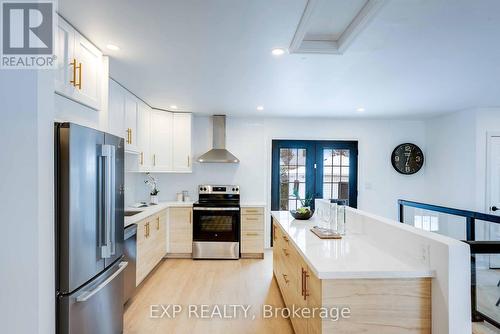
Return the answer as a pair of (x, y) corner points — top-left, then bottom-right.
(279, 147), (307, 211)
(323, 149), (350, 201)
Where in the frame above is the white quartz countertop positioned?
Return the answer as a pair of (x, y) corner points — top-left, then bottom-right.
(240, 202), (266, 207)
(125, 201), (193, 227)
(271, 211), (435, 280)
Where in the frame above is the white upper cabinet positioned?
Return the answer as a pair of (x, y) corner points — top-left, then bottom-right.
(55, 15), (103, 111)
(55, 18), (75, 97)
(137, 101), (151, 170)
(73, 32), (102, 110)
(124, 95), (139, 153)
(108, 80), (192, 173)
(107, 80), (125, 138)
(150, 110), (173, 171)
(172, 113), (192, 172)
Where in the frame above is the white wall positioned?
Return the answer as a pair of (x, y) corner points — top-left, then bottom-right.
(0, 71), (55, 334)
(423, 108), (500, 240)
(131, 115), (429, 246)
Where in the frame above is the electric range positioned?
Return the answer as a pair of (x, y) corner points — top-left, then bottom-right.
(192, 185), (240, 259)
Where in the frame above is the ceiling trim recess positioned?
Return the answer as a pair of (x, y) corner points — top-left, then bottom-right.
(289, 0), (387, 55)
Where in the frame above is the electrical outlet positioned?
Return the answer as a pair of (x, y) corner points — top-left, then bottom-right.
(421, 244), (429, 263)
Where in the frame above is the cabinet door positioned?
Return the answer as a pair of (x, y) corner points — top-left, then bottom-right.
(168, 208), (192, 254)
(153, 211), (167, 262)
(136, 219), (150, 285)
(172, 113), (192, 171)
(137, 102), (151, 170)
(124, 95), (138, 150)
(150, 110), (173, 171)
(73, 32), (103, 110)
(108, 80), (125, 138)
(54, 17), (75, 96)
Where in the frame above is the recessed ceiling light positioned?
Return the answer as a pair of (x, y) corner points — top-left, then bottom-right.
(356, 107), (365, 112)
(170, 105), (178, 110)
(271, 48), (285, 56)
(256, 106), (264, 111)
(106, 44), (120, 51)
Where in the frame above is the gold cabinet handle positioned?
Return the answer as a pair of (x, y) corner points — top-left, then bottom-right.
(153, 154), (156, 166)
(129, 128), (132, 144)
(140, 152), (144, 165)
(245, 232), (259, 236)
(245, 217), (259, 221)
(76, 61), (82, 89)
(70, 58), (77, 86)
(144, 223), (148, 238)
(156, 217), (160, 230)
(301, 267), (310, 300)
(282, 274), (290, 284)
(187, 155), (190, 167)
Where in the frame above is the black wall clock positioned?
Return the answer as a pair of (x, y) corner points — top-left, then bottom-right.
(391, 143), (424, 175)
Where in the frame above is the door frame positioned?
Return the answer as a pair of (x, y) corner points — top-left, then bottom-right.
(271, 140), (359, 211)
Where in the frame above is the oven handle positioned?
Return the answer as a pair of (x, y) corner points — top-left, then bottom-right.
(193, 207), (240, 211)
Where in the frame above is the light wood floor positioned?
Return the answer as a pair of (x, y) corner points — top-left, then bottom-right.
(473, 322), (500, 334)
(125, 250), (500, 334)
(124, 250), (294, 334)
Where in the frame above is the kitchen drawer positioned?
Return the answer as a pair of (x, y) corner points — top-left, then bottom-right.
(241, 231), (264, 253)
(241, 214), (263, 231)
(241, 207), (264, 215)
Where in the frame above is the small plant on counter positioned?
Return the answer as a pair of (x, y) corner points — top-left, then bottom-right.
(291, 180), (314, 219)
(145, 173), (159, 195)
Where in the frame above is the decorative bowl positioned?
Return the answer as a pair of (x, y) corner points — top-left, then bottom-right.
(290, 208), (314, 220)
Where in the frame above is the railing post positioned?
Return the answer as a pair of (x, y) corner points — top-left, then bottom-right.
(466, 217), (476, 241)
(398, 201), (404, 223)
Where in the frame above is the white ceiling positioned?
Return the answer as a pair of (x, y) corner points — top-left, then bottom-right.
(59, 0), (500, 118)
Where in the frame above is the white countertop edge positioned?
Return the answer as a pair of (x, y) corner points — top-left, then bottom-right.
(315, 270), (436, 280)
(124, 201), (194, 227)
(271, 211), (435, 280)
(240, 203), (267, 207)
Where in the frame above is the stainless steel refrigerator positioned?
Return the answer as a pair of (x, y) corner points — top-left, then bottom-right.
(55, 123), (126, 334)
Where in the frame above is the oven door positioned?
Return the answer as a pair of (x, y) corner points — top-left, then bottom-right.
(193, 207), (240, 242)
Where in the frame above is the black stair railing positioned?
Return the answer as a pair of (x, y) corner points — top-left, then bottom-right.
(398, 200), (500, 329)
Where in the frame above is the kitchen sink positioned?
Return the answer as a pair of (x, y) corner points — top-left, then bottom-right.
(124, 210), (142, 217)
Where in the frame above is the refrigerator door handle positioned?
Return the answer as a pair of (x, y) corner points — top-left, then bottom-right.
(97, 155), (105, 254)
(110, 145), (116, 256)
(99, 144), (116, 259)
(75, 261), (128, 303)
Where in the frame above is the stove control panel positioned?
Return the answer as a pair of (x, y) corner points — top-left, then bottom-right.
(199, 185), (240, 195)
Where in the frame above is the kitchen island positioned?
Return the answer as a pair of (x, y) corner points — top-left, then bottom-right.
(271, 207), (470, 334)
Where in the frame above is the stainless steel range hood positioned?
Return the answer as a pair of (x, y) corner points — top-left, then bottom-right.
(197, 115), (240, 163)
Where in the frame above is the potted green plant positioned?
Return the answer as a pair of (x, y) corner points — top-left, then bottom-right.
(290, 180), (314, 220)
(145, 173), (159, 205)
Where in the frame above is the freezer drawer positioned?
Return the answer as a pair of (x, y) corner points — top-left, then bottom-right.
(58, 261), (127, 334)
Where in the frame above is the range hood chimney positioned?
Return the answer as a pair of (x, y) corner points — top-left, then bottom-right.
(197, 115), (240, 163)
